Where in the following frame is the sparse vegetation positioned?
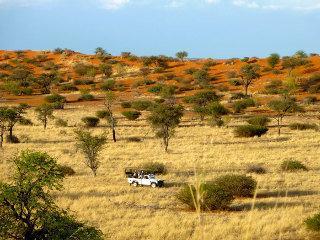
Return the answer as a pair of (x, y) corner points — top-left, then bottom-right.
(177, 182), (234, 211)
(82, 116), (100, 127)
(281, 160), (308, 171)
(74, 129), (107, 176)
(148, 103), (184, 152)
(214, 174), (257, 197)
(235, 125), (268, 137)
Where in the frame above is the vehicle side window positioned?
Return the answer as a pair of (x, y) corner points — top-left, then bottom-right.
(144, 176), (149, 179)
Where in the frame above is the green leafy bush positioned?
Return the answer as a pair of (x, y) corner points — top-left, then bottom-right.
(82, 116), (100, 127)
(96, 110), (109, 119)
(121, 101), (132, 108)
(60, 83), (78, 92)
(246, 116), (270, 127)
(176, 182), (234, 211)
(122, 111), (141, 120)
(141, 162), (167, 174)
(148, 84), (163, 94)
(289, 123), (318, 131)
(233, 98), (255, 113)
(305, 212), (320, 232)
(55, 118), (68, 127)
(79, 93), (95, 101)
(214, 174), (257, 197)
(45, 94), (66, 109)
(101, 79), (115, 91)
(229, 78), (241, 86)
(131, 100), (153, 111)
(281, 160), (308, 171)
(234, 125), (268, 137)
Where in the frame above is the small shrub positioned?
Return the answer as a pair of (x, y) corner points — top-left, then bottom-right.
(82, 116), (100, 127)
(131, 100), (153, 111)
(45, 94), (66, 103)
(96, 110), (109, 119)
(230, 92), (247, 100)
(281, 160), (308, 171)
(79, 93), (95, 101)
(214, 174), (257, 197)
(55, 118), (68, 127)
(233, 98), (255, 113)
(153, 67), (165, 73)
(246, 164), (267, 174)
(305, 212), (320, 232)
(229, 78), (241, 86)
(60, 83), (78, 91)
(235, 125), (268, 137)
(184, 68), (198, 75)
(246, 116), (270, 127)
(121, 101), (132, 108)
(122, 111), (141, 121)
(58, 165), (76, 176)
(141, 162), (167, 174)
(101, 79), (115, 91)
(148, 84), (163, 94)
(176, 183), (234, 211)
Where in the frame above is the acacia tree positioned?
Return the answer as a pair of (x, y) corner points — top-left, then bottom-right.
(176, 51), (188, 62)
(36, 73), (57, 94)
(239, 63), (260, 96)
(35, 103), (54, 129)
(267, 53), (280, 68)
(268, 96), (302, 135)
(0, 150), (103, 240)
(75, 130), (107, 176)
(148, 103), (184, 152)
(5, 104), (29, 142)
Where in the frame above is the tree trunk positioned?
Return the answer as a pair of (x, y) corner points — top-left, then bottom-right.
(44, 118), (47, 129)
(277, 118), (281, 136)
(9, 126), (13, 139)
(244, 85), (248, 96)
(112, 128), (116, 142)
(0, 132), (3, 148)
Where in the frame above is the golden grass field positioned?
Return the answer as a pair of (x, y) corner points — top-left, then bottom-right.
(0, 104), (319, 240)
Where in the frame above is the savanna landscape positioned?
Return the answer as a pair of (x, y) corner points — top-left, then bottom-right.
(0, 47), (319, 240)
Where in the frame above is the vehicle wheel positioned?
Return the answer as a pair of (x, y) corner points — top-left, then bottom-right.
(132, 182), (138, 187)
(151, 183), (157, 188)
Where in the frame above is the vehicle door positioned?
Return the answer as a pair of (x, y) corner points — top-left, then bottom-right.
(141, 175), (151, 186)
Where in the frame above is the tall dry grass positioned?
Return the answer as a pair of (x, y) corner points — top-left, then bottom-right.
(0, 104), (319, 240)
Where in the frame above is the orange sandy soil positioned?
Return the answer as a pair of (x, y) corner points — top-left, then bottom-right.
(0, 50), (319, 107)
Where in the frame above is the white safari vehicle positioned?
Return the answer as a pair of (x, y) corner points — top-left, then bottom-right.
(125, 169), (164, 188)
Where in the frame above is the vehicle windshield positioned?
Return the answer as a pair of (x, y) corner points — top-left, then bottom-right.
(149, 175), (155, 179)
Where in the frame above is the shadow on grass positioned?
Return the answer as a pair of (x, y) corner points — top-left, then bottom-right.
(209, 137), (290, 145)
(256, 190), (319, 198)
(232, 201), (306, 211)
